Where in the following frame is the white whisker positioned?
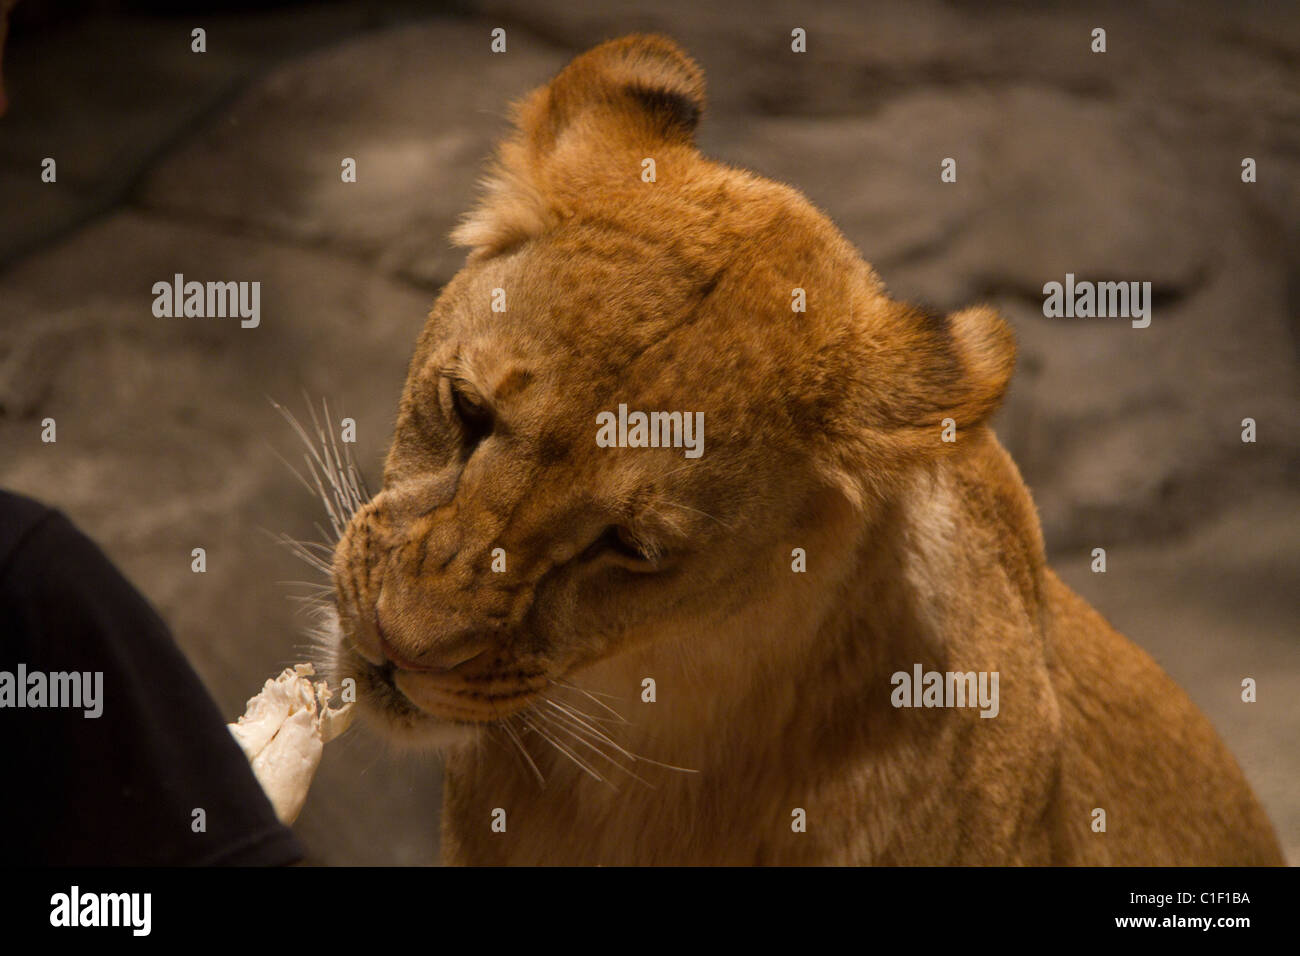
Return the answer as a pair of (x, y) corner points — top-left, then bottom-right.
(552, 679), (621, 700)
(550, 678), (630, 723)
(623, 753), (699, 775)
(543, 699), (636, 756)
(655, 498), (734, 531)
(532, 709), (654, 789)
(500, 717), (546, 787)
(518, 712), (608, 785)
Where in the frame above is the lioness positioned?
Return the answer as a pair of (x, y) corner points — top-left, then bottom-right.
(329, 35), (1283, 865)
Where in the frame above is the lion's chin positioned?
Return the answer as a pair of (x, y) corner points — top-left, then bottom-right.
(357, 697), (483, 752)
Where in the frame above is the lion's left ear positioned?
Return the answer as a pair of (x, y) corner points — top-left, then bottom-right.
(815, 303), (1017, 510)
(938, 305), (1017, 428)
(451, 34), (705, 258)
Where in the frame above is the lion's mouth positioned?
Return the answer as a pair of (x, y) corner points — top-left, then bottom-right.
(389, 665), (548, 722)
(346, 643), (550, 724)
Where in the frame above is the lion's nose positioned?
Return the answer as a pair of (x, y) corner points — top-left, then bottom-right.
(376, 615), (489, 672)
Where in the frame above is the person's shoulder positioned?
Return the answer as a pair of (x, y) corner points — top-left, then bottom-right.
(0, 489), (63, 573)
(0, 491), (134, 611)
(0, 491), (111, 602)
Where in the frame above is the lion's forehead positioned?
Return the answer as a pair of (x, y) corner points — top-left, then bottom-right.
(451, 323), (775, 453)
(410, 177), (856, 460)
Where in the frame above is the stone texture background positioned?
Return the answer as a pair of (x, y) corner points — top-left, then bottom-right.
(0, 0), (1296, 865)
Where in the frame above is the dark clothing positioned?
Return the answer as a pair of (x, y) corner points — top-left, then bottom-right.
(0, 490), (303, 865)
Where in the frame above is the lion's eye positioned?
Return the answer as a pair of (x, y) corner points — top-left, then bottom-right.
(582, 525), (654, 565)
(450, 383), (493, 448)
(611, 525), (647, 560)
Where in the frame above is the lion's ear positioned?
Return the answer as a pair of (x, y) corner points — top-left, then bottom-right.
(940, 305), (1017, 428)
(815, 304), (1017, 510)
(517, 33), (705, 150)
(452, 34), (705, 257)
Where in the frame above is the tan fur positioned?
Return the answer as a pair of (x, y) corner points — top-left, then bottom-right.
(331, 35), (1283, 865)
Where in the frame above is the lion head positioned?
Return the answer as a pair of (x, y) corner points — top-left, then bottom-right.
(330, 34), (1014, 747)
